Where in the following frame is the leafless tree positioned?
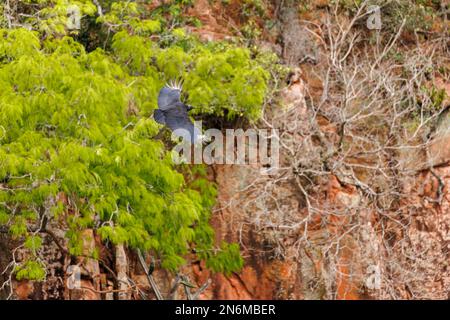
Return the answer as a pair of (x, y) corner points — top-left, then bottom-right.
(221, 1), (449, 299)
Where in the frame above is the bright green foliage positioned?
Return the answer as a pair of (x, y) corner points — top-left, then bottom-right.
(14, 261), (46, 281)
(0, 28), (226, 273)
(205, 243), (244, 275)
(25, 235), (43, 254)
(184, 46), (269, 120)
(0, 0), (283, 281)
(2, 0), (96, 35)
(97, 1), (161, 36)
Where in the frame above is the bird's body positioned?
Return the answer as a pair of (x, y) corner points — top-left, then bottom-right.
(153, 80), (201, 143)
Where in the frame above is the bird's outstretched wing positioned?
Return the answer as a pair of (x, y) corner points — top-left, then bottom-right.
(163, 107), (201, 143)
(157, 79), (183, 110)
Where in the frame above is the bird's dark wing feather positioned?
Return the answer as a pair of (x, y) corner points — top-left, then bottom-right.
(164, 107), (201, 143)
(157, 86), (181, 110)
(164, 107), (193, 131)
(153, 109), (166, 124)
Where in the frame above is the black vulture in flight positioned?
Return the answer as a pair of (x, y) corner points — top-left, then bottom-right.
(153, 80), (202, 143)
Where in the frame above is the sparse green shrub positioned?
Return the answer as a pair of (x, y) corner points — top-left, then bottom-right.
(334, 0), (440, 33)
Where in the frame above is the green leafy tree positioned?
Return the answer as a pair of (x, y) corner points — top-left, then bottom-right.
(0, 0), (283, 281)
